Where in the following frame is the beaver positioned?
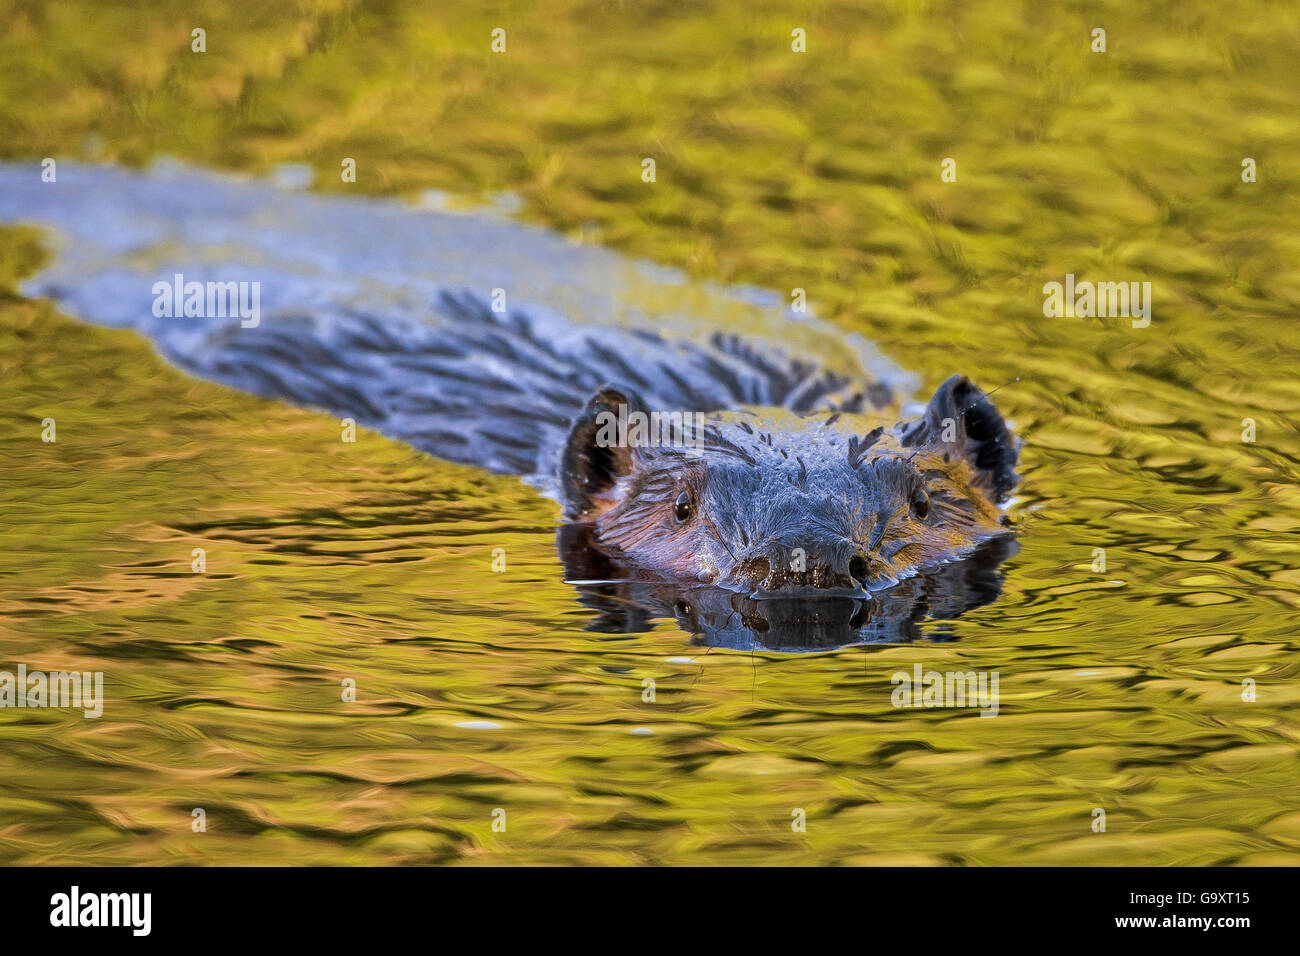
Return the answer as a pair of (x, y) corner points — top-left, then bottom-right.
(560, 373), (1018, 595)
(179, 290), (1022, 646)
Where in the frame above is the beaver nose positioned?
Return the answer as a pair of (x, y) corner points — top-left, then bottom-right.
(737, 554), (772, 585)
(737, 545), (858, 592)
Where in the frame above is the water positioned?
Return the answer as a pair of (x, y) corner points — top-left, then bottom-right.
(1, 157), (1298, 864)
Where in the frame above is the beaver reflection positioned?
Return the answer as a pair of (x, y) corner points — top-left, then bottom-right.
(558, 524), (1018, 651)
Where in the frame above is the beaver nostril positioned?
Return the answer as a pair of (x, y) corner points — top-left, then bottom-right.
(849, 555), (869, 582)
(740, 557), (771, 585)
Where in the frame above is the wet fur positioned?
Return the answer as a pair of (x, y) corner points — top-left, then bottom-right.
(183, 287), (1018, 613)
(562, 374), (1019, 594)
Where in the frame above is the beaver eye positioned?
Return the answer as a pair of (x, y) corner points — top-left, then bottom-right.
(911, 488), (930, 519)
(673, 490), (693, 523)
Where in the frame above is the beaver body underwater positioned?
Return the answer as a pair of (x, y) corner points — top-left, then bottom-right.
(197, 291), (1020, 648)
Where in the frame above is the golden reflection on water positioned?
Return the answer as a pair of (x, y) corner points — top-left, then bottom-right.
(1, 0), (1299, 865)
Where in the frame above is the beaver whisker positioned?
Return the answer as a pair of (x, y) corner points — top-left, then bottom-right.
(847, 428), (885, 469)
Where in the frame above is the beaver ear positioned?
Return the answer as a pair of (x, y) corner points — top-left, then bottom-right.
(561, 385), (649, 517)
(904, 374), (1019, 501)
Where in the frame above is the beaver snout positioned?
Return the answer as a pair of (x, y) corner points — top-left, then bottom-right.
(735, 546), (864, 595)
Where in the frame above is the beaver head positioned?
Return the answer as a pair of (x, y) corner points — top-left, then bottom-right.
(560, 374), (1019, 595)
